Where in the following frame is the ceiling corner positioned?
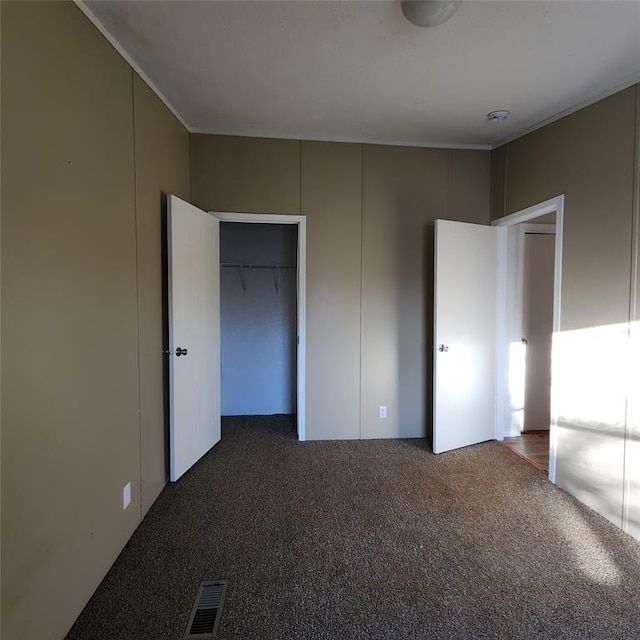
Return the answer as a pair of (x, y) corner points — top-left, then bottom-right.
(73, 0), (193, 133)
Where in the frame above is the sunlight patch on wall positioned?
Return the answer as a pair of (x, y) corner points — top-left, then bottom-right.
(507, 340), (526, 434)
(553, 322), (630, 433)
(551, 321), (631, 524)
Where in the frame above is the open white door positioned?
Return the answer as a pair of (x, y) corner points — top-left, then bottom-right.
(167, 195), (220, 481)
(433, 220), (498, 454)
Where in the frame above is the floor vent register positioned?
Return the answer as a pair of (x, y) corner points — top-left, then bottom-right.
(183, 581), (228, 639)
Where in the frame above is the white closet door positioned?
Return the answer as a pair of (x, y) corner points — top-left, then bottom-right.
(167, 195), (220, 481)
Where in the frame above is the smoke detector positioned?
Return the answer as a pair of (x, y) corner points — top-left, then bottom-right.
(487, 110), (511, 123)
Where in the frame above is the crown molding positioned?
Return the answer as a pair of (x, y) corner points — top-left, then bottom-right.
(493, 72), (640, 149)
(189, 128), (492, 151)
(74, 0), (191, 132)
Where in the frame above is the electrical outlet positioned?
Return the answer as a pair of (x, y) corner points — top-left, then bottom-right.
(379, 405), (387, 419)
(123, 482), (131, 509)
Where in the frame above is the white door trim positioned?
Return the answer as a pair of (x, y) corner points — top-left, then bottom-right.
(492, 195), (564, 483)
(211, 212), (307, 441)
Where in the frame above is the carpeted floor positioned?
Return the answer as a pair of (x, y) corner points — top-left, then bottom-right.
(66, 415), (640, 640)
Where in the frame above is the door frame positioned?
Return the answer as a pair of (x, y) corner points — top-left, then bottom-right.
(212, 212), (307, 441)
(498, 223), (557, 437)
(492, 194), (565, 483)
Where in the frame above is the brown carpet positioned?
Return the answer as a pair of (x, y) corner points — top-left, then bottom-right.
(66, 415), (640, 639)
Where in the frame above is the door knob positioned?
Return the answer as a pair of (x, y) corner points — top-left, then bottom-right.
(175, 347), (188, 357)
(438, 344), (449, 352)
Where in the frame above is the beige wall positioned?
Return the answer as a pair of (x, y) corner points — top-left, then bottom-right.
(361, 147), (490, 438)
(191, 137), (491, 440)
(191, 134), (301, 214)
(133, 75), (191, 513)
(491, 86), (639, 531)
(301, 141), (363, 439)
(0, 3), (190, 639)
(498, 89), (635, 331)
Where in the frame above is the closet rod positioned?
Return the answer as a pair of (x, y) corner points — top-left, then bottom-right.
(220, 263), (296, 270)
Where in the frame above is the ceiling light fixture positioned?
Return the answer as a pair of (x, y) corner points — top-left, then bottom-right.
(401, 1), (462, 27)
(487, 110), (511, 123)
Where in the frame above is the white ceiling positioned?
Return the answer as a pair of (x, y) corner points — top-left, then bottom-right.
(80, 0), (640, 149)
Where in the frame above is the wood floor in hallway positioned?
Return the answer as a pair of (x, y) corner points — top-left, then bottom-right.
(502, 432), (550, 472)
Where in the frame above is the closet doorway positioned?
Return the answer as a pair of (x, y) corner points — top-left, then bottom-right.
(214, 213), (307, 439)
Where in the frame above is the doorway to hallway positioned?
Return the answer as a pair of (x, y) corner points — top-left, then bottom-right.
(493, 195), (564, 482)
(503, 432), (550, 472)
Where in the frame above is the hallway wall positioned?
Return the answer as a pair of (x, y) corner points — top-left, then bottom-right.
(522, 232), (555, 432)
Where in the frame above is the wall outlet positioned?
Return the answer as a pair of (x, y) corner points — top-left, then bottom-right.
(379, 405), (387, 419)
(123, 482), (131, 510)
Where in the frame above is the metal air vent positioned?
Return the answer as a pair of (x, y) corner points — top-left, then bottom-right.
(183, 581), (228, 639)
